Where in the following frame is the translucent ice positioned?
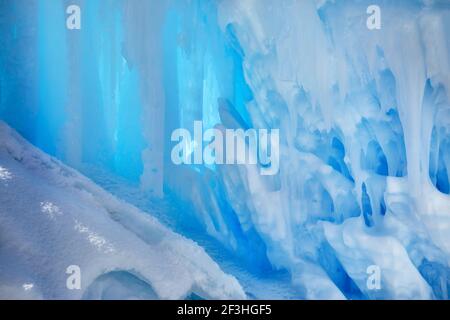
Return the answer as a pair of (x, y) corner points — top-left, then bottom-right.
(0, 0), (449, 299)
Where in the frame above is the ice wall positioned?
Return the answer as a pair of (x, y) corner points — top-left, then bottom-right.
(0, 0), (147, 182)
(216, 0), (450, 299)
(0, 0), (449, 299)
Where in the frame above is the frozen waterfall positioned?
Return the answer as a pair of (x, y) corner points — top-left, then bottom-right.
(0, 0), (449, 299)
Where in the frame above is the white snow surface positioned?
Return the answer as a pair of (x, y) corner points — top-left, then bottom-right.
(0, 121), (246, 300)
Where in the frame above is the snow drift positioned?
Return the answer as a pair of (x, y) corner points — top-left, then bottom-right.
(0, 121), (245, 300)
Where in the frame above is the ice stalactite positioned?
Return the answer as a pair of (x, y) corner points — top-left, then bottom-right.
(122, 0), (167, 197)
(216, 0), (450, 298)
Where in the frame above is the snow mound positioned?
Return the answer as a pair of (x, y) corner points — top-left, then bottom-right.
(0, 121), (246, 300)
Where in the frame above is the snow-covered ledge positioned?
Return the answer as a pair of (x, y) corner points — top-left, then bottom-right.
(0, 121), (246, 300)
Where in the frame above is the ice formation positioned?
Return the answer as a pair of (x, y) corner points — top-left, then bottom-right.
(0, 0), (449, 299)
